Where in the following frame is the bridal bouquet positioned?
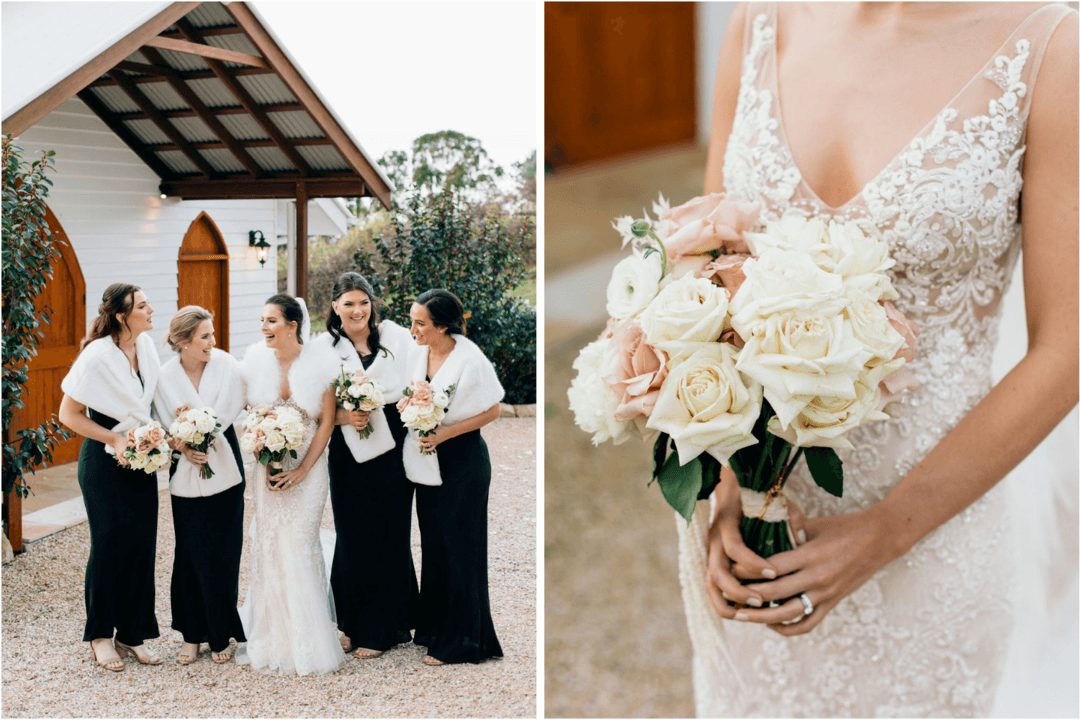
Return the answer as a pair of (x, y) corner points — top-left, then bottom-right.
(240, 405), (305, 475)
(397, 380), (455, 455)
(568, 193), (918, 558)
(168, 405), (222, 479)
(120, 420), (173, 474)
(331, 367), (386, 439)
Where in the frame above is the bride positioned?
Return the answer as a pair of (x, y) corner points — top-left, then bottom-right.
(682, 2), (1077, 716)
(239, 294), (344, 675)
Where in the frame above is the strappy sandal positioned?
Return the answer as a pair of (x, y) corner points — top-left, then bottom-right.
(177, 643), (199, 665)
(352, 647), (383, 659)
(421, 655), (445, 666)
(211, 647), (233, 664)
(90, 640), (125, 672)
(115, 641), (163, 666)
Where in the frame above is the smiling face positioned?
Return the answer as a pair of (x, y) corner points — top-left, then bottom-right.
(260, 303), (299, 349)
(181, 319), (215, 364)
(122, 290), (154, 335)
(409, 302), (444, 346)
(333, 289), (372, 338)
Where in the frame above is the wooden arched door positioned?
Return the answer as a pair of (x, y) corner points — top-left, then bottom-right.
(14, 206), (87, 466)
(177, 212), (229, 351)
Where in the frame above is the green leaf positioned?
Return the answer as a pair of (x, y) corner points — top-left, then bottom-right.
(657, 452), (703, 523)
(651, 433), (669, 479)
(804, 447), (844, 497)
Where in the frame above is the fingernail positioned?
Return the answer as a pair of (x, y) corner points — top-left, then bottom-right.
(735, 612), (749, 621)
(721, 591), (731, 601)
(762, 568), (777, 579)
(797, 529), (807, 544)
(747, 597), (763, 607)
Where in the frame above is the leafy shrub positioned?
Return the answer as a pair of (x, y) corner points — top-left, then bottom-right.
(353, 190), (536, 404)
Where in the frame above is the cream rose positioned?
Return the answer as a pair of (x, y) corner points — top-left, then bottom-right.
(744, 213), (832, 268)
(264, 431), (286, 452)
(606, 252), (663, 320)
(735, 311), (871, 429)
(845, 293), (905, 363)
(827, 220), (897, 300)
(567, 337), (634, 445)
(729, 248), (847, 336)
(646, 342), (761, 465)
(639, 275), (729, 344)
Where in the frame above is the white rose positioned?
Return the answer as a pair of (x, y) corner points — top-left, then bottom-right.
(347, 383), (363, 398)
(845, 293), (905, 363)
(827, 220), (897, 300)
(639, 275), (729, 344)
(645, 342), (761, 465)
(400, 405), (420, 425)
(735, 311), (871, 429)
(342, 400), (355, 411)
(128, 453), (148, 471)
(194, 413), (216, 433)
(729, 248), (847, 335)
(176, 421), (196, 442)
(264, 431), (286, 452)
(767, 361), (898, 449)
(239, 433), (255, 454)
(567, 337), (634, 446)
(606, 252), (663, 320)
(745, 214), (833, 268)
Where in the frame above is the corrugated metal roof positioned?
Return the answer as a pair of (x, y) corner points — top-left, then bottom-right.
(218, 113), (269, 141)
(184, 3), (234, 29)
(124, 118), (171, 144)
(171, 116), (216, 143)
(205, 33), (262, 67)
(156, 149), (200, 174)
(185, 77), (235, 108)
(90, 85), (140, 113)
(248, 146), (295, 173)
(127, 50), (150, 65)
(200, 148), (246, 173)
(268, 110), (323, 139)
(139, 81), (187, 111)
(156, 47), (208, 72)
(297, 145), (351, 172)
(237, 73), (296, 105)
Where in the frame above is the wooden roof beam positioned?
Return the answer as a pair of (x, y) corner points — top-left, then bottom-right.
(175, 18), (312, 177)
(150, 137), (334, 152)
(160, 25), (244, 38)
(144, 35), (269, 69)
(140, 45), (262, 177)
(76, 88), (176, 179)
(159, 177), (368, 200)
(112, 102), (304, 121)
(108, 69), (215, 177)
(89, 66), (273, 88)
(115, 60), (171, 77)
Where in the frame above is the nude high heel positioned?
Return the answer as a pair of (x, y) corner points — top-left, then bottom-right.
(90, 641), (125, 672)
(114, 641), (163, 666)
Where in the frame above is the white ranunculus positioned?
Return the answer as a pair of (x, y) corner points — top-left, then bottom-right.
(827, 220), (897, 300)
(645, 342), (761, 466)
(729, 248), (847, 336)
(639, 275), (729, 344)
(767, 361), (898, 449)
(845, 293), (905, 363)
(264, 431), (286, 452)
(567, 337), (634, 446)
(735, 310), (872, 429)
(606, 252), (663, 320)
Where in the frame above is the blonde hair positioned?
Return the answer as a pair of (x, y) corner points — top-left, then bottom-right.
(167, 306), (214, 353)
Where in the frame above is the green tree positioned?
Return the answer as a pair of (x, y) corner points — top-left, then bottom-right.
(2, 137), (70, 502)
(379, 131), (506, 206)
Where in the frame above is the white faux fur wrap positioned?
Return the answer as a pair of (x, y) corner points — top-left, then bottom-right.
(241, 340), (339, 418)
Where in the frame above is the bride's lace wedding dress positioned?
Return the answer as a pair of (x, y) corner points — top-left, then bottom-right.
(678, 4), (1075, 716)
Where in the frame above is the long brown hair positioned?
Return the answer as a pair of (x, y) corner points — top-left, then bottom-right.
(80, 283), (140, 350)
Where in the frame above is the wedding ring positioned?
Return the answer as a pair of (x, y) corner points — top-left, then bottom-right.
(798, 593), (814, 616)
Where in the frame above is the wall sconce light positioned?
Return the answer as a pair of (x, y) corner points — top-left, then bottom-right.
(249, 230), (271, 267)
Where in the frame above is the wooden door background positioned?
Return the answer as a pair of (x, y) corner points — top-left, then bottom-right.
(13, 206), (87, 467)
(177, 212), (229, 351)
(545, 3), (697, 169)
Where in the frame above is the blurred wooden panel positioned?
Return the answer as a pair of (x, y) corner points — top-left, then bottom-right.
(546, 3), (696, 169)
(177, 212), (229, 351)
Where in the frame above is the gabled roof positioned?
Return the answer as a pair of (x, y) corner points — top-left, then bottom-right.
(2, 1), (391, 207)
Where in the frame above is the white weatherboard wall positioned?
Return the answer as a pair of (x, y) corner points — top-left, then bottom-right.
(17, 97), (278, 357)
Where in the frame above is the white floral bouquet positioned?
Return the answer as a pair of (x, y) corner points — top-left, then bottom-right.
(168, 404), (222, 479)
(397, 380), (455, 455)
(331, 367), (386, 439)
(568, 193), (918, 558)
(239, 404), (305, 475)
(120, 421), (173, 474)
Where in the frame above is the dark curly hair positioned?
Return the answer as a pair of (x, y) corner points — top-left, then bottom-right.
(415, 288), (466, 336)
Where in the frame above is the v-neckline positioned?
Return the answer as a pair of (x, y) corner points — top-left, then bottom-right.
(767, 3), (1045, 213)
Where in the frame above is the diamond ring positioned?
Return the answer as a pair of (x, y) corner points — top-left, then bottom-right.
(798, 593), (814, 616)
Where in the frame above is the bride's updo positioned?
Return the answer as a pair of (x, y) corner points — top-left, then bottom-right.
(415, 288), (467, 336)
(167, 306), (213, 353)
(266, 293), (305, 344)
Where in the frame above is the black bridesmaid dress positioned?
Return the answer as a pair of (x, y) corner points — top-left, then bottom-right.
(414, 416), (502, 664)
(328, 353), (419, 651)
(79, 409), (160, 645)
(168, 426), (246, 652)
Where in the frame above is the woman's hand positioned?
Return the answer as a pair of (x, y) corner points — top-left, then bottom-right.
(180, 446), (208, 466)
(109, 433), (131, 465)
(418, 426), (451, 453)
(349, 410), (369, 432)
(267, 466), (307, 492)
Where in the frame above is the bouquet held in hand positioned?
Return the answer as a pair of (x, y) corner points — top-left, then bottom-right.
(121, 421), (172, 474)
(169, 404), (222, 479)
(568, 192), (918, 560)
(240, 404), (305, 475)
(332, 367), (386, 439)
(397, 380), (454, 455)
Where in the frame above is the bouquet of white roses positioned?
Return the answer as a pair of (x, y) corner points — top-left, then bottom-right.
(121, 420), (173, 474)
(168, 404), (222, 479)
(239, 404), (305, 476)
(331, 367), (386, 439)
(568, 193), (918, 559)
(397, 380), (454, 455)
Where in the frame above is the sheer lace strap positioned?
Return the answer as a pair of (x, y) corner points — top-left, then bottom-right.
(1017, 4), (1077, 118)
(737, 2), (776, 87)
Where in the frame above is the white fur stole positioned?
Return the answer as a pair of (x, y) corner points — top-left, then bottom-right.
(241, 340), (339, 418)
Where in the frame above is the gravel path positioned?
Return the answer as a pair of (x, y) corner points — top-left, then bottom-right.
(2, 417), (536, 718)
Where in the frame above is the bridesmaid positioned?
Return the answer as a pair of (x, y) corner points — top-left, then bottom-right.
(58, 283), (163, 671)
(405, 289), (505, 665)
(153, 307), (246, 665)
(312, 272), (419, 658)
